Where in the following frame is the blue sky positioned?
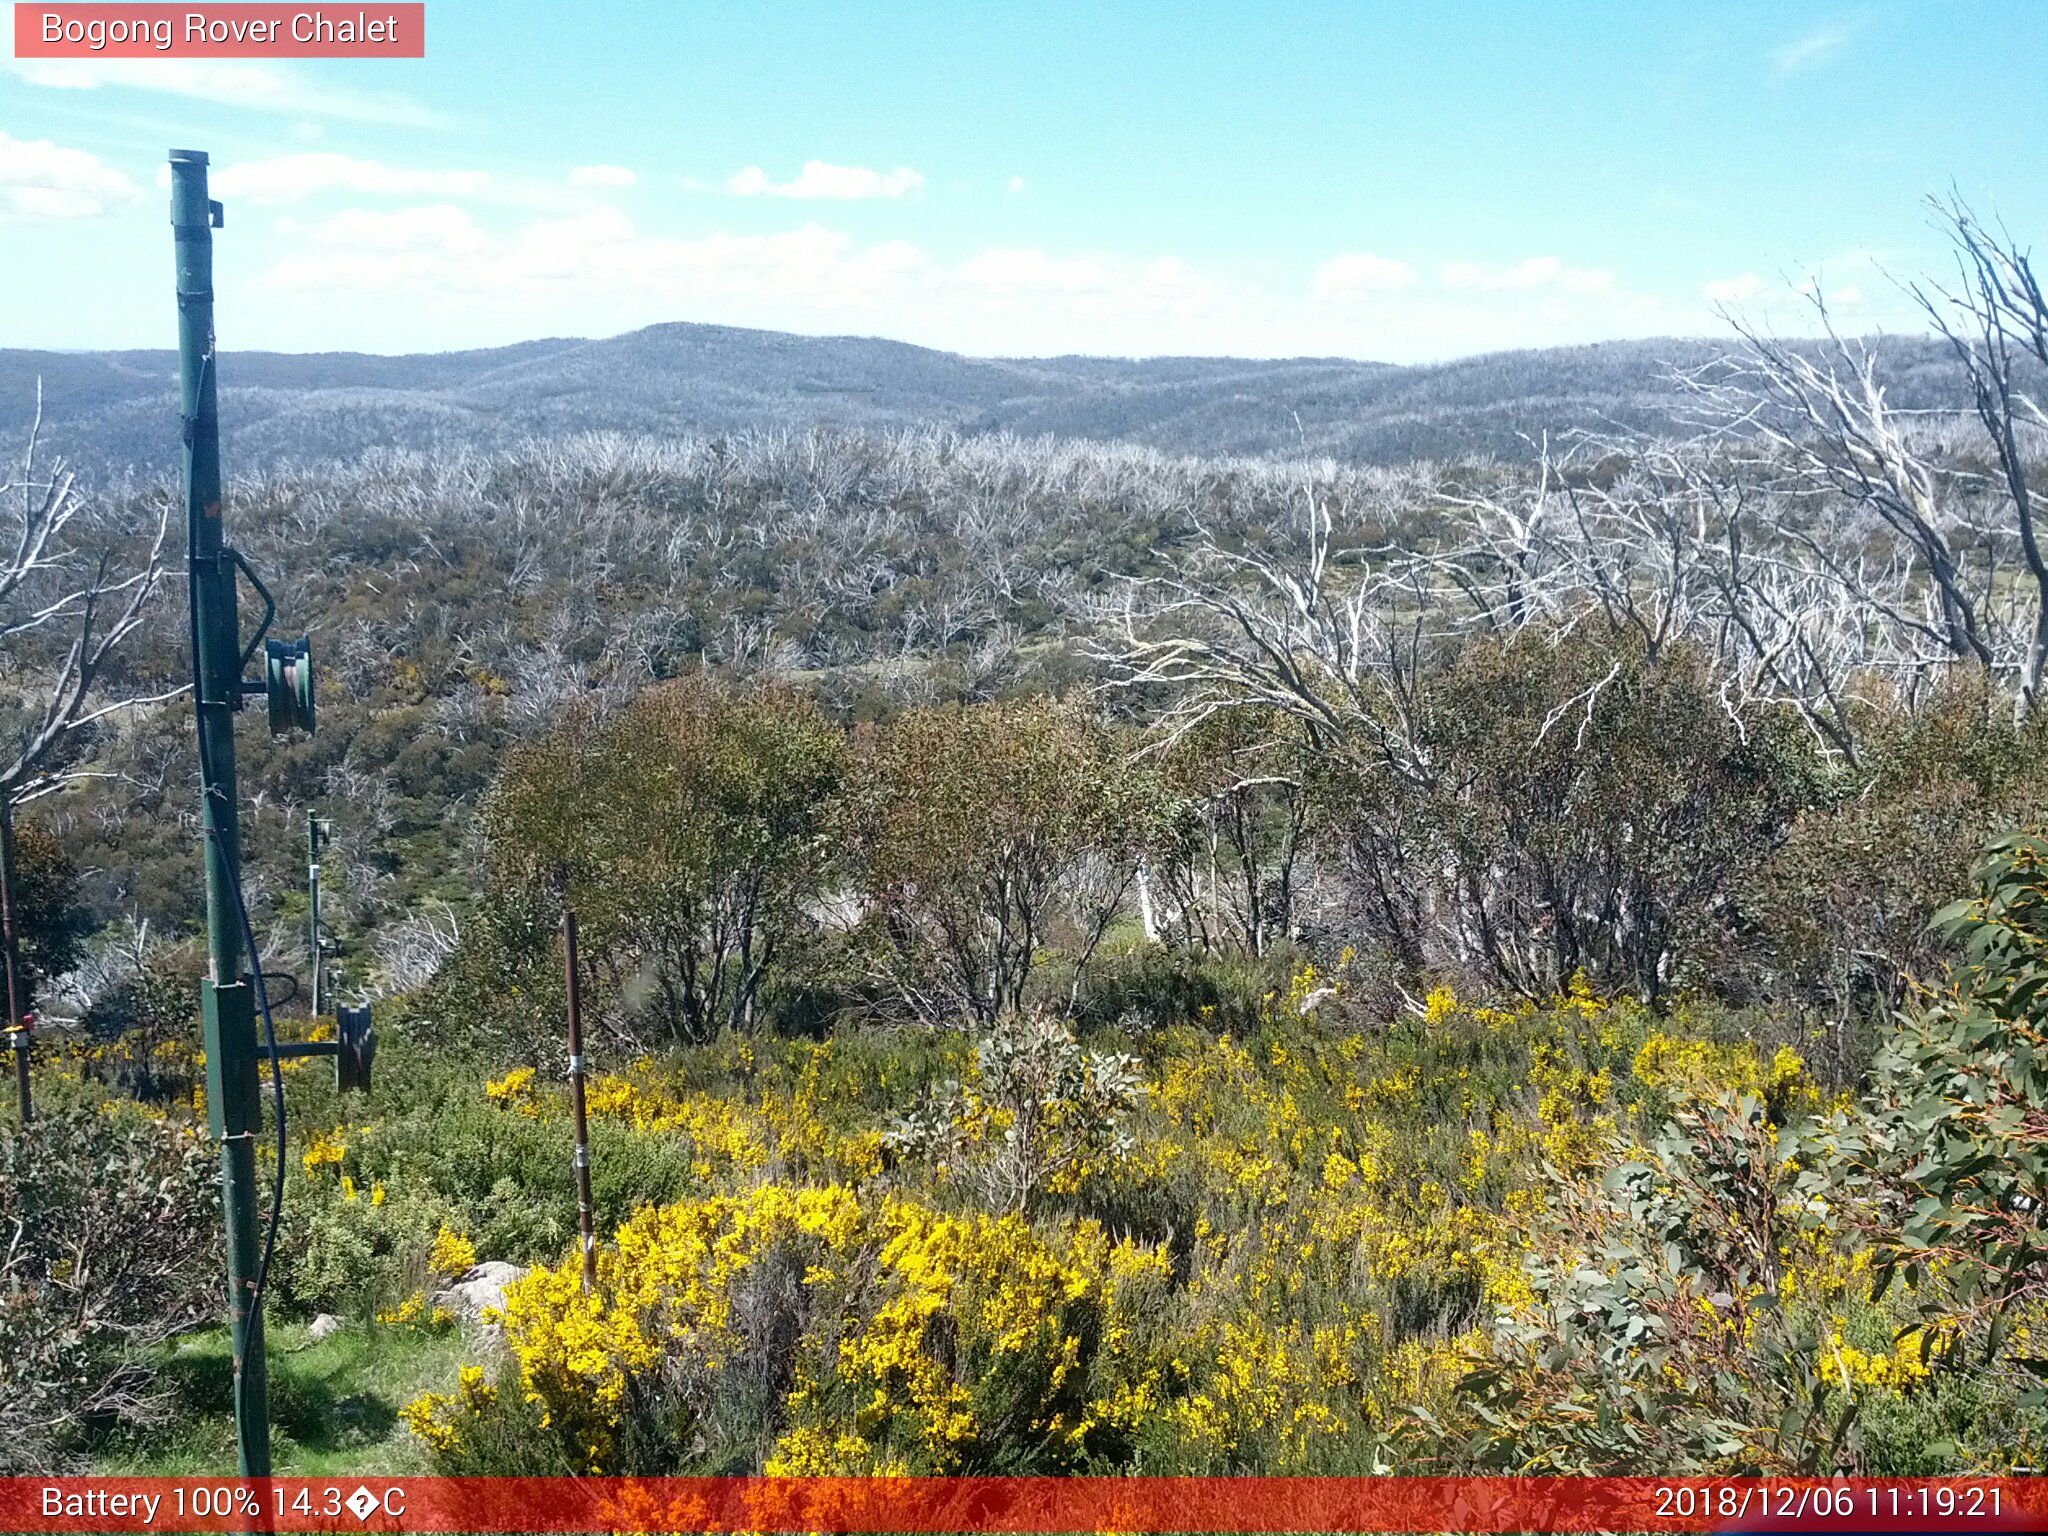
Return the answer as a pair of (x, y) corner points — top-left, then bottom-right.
(4, 1), (2043, 359)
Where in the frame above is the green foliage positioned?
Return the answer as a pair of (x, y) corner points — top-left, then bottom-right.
(0, 1103), (218, 1472)
(886, 1010), (1146, 1214)
(1451, 1095), (1860, 1473)
(277, 1175), (463, 1321)
(1324, 634), (1817, 1002)
(841, 697), (1162, 1023)
(1872, 832), (2048, 1328)
(1748, 681), (2048, 1018)
(1072, 937), (1307, 1036)
(451, 675), (845, 1051)
(5, 816), (93, 1001)
(81, 952), (200, 1103)
(1146, 708), (1310, 956)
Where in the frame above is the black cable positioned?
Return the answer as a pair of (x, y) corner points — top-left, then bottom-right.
(182, 385), (287, 1443)
(229, 828), (288, 1340)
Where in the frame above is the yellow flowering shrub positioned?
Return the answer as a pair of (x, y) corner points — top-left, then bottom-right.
(301, 1130), (347, 1173)
(408, 1183), (1167, 1475)
(376, 1290), (456, 1333)
(484, 1065), (541, 1113)
(1632, 1032), (1816, 1117)
(428, 1224), (478, 1278)
(582, 1060), (782, 1185)
(383, 962), (2020, 1477)
(401, 1365), (497, 1457)
(1828, 1325), (1936, 1393)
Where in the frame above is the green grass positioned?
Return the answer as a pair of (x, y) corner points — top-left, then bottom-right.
(96, 1319), (477, 1475)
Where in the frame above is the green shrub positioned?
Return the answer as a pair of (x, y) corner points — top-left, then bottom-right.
(277, 1176), (461, 1321)
(488, 675), (846, 1047)
(1746, 684), (2048, 1020)
(1450, 1095), (1861, 1474)
(1871, 831), (2048, 1338)
(1316, 634), (1819, 1004)
(838, 697), (1163, 1024)
(80, 953), (202, 1104)
(0, 1104), (218, 1471)
(885, 1010), (1145, 1215)
(4, 817), (92, 1000)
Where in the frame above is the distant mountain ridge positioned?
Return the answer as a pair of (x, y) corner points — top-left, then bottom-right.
(0, 320), (1967, 476)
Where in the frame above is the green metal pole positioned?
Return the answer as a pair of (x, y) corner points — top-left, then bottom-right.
(172, 147), (270, 1477)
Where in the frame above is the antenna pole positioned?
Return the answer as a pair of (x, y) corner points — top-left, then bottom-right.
(564, 910), (597, 1293)
(308, 812), (326, 1020)
(172, 146), (270, 1477)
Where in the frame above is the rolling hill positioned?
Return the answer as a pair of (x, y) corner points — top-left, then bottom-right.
(0, 321), (1967, 476)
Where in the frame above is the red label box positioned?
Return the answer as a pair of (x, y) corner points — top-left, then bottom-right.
(13, 3), (424, 57)
(3, 1477), (2047, 1533)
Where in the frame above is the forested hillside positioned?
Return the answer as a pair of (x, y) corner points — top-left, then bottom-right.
(0, 325), (1974, 475)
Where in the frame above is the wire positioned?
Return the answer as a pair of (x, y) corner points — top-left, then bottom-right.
(182, 395), (287, 1449)
(229, 824), (288, 1361)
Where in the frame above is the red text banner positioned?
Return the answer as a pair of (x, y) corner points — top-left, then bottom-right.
(14, 4), (424, 58)
(2, 1477), (2046, 1533)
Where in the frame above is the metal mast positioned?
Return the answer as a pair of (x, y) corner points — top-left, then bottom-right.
(172, 146), (271, 1476)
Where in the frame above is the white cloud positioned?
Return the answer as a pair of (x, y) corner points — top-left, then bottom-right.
(1771, 17), (1866, 75)
(0, 131), (137, 219)
(726, 161), (924, 200)
(258, 202), (1236, 348)
(1440, 256), (1613, 294)
(1312, 252), (1417, 298)
(570, 164), (637, 189)
(957, 248), (1110, 293)
(266, 205), (930, 308)
(1555, 268), (1616, 296)
(314, 204), (490, 254)
(1703, 272), (1767, 303)
(211, 153), (491, 204)
(1799, 274), (1866, 309)
(9, 57), (442, 125)
(951, 249), (1213, 322)
(1702, 271), (1866, 310)
(205, 189), (1788, 363)
(1006, 175), (1027, 195)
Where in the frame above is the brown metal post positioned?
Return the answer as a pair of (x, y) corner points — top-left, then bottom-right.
(0, 799), (31, 1126)
(564, 909), (597, 1293)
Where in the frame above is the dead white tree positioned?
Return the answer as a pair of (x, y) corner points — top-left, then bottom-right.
(1913, 196), (2048, 718)
(371, 899), (463, 997)
(1095, 473), (1449, 791)
(1684, 201), (2048, 732)
(1, 392), (179, 809)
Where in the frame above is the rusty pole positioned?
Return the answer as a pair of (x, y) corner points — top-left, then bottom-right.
(564, 909), (597, 1293)
(1, 799), (30, 1125)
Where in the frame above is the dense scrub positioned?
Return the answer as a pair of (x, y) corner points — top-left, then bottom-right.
(19, 837), (2046, 1476)
(383, 844), (2048, 1473)
(0, 1093), (218, 1471)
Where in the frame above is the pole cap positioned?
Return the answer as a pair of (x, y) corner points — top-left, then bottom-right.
(169, 148), (210, 165)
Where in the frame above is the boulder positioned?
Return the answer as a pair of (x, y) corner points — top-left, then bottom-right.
(306, 1312), (345, 1343)
(431, 1260), (529, 1327)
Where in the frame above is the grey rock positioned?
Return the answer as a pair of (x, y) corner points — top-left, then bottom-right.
(306, 1312), (345, 1342)
(431, 1260), (529, 1326)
